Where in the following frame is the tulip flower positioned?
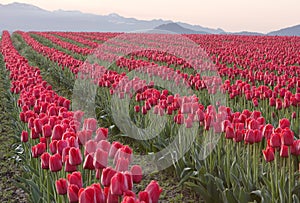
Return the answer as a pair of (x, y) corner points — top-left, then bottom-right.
(94, 148), (108, 169)
(42, 124), (52, 138)
(145, 180), (162, 203)
(280, 145), (289, 158)
(49, 140), (58, 154)
(21, 131), (28, 142)
(56, 178), (68, 195)
(281, 128), (294, 146)
(52, 124), (64, 140)
(131, 165), (143, 183)
(78, 186), (95, 203)
(83, 153), (95, 170)
(225, 126), (234, 139)
(95, 127), (109, 141)
(262, 147), (275, 162)
(67, 184), (80, 203)
(279, 118), (290, 129)
(49, 153), (62, 172)
(69, 147), (83, 166)
(57, 140), (68, 155)
(138, 191), (150, 203)
(41, 152), (50, 169)
(68, 171), (83, 189)
(101, 167), (117, 187)
(270, 133), (281, 148)
(110, 172), (128, 196)
(115, 157), (129, 172)
(108, 141), (123, 159)
(64, 155), (78, 173)
(31, 142), (46, 158)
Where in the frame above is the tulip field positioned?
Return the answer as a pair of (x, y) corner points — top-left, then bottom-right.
(0, 30), (300, 203)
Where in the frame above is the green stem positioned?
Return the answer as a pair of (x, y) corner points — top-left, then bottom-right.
(274, 152), (278, 198)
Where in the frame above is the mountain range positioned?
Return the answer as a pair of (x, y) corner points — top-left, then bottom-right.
(0, 2), (299, 36)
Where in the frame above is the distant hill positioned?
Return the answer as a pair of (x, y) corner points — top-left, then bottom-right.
(268, 24), (300, 36)
(222, 31), (265, 36)
(0, 2), (298, 36)
(154, 23), (208, 34)
(0, 2), (221, 34)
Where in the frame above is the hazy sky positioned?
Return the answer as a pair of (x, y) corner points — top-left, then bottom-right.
(1, 0), (300, 33)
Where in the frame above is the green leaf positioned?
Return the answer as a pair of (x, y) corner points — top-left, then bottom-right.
(223, 189), (237, 203)
(184, 181), (213, 202)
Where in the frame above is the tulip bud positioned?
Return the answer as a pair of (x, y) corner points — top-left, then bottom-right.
(56, 178), (68, 195)
(131, 165), (143, 183)
(68, 171), (83, 189)
(280, 145), (289, 158)
(49, 153), (62, 172)
(21, 131), (28, 142)
(145, 180), (162, 203)
(41, 152), (50, 169)
(67, 184), (80, 203)
(69, 147), (83, 166)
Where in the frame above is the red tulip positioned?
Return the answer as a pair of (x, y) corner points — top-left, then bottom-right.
(67, 184), (80, 203)
(279, 118), (290, 129)
(244, 129), (255, 144)
(253, 129), (263, 143)
(281, 128), (294, 146)
(262, 147), (275, 162)
(69, 147), (83, 166)
(275, 98), (282, 110)
(56, 178), (68, 195)
(92, 183), (105, 203)
(78, 186), (95, 203)
(110, 172), (128, 196)
(122, 196), (135, 203)
(262, 124), (274, 140)
(280, 145), (289, 158)
(233, 129), (244, 143)
(291, 140), (300, 156)
(145, 180), (162, 203)
(101, 167), (117, 187)
(49, 153), (62, 172)
(270, 133), (281, 148)
(138, 191), (150, 203)
(64, 155), (78, 173)
(34, 118), (43, 135)
(134, 105), (140, 112)
(68, 171), (83, 189)
(130, 165), (143, 183)
(225, 126), (234, 139)
(83, 153), (95, 170)
(31, 142), (46, 158)
(49, 140), (58, 154)
(52, 124), (64, 140)
(57, 140), (68, 155)
(30, 127), (40, 139)
(21, 131), (28, 142)
(42, 124), (52, 138)
(108, 141), (123, 158)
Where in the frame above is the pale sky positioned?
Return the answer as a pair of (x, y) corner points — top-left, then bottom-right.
(1, 0), (300, 33)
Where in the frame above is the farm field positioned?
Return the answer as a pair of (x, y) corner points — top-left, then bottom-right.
(0, 30), (300, 203)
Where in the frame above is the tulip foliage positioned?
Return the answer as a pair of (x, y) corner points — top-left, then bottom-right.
(1, 30), (300, 203)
